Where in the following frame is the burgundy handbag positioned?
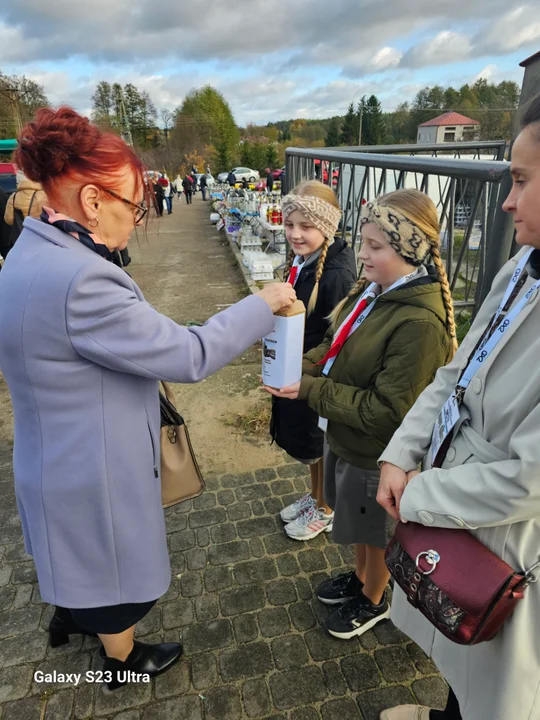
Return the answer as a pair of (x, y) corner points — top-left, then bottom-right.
(385, 521), (531, 645)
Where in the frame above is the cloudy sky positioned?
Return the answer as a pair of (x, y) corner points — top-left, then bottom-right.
(0, 0), (538, 126)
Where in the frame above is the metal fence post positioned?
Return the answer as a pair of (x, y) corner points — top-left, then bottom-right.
(478, 169), (514, 305)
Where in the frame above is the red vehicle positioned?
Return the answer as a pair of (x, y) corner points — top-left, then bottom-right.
(0, 162), (18, 194)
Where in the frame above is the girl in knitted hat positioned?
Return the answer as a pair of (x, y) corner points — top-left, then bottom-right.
(266, 188), (455, 638)
(271, 180), (356, 540)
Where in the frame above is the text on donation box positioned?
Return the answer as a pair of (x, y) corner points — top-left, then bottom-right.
(262, 300), (306, 389)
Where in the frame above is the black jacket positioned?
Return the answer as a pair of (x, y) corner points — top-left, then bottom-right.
(227, 172), (237, 186)
(271, 237), (356, 460)
(199, 175), (207, 189)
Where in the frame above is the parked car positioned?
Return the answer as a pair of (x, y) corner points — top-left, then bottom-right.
(217, 167), (260, 183)
(0, 163), (17, 195)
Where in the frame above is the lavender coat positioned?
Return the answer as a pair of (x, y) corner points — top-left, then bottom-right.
(0, 218), (275, 608)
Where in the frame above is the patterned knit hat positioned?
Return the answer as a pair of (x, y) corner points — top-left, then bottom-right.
(282, 193), (341, 240)
(360, 200), (432, 266)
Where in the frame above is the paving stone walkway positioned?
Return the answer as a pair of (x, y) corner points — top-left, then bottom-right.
(0, 197), (447, 719)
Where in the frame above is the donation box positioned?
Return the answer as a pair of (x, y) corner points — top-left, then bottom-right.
(262, 300), (306, 389)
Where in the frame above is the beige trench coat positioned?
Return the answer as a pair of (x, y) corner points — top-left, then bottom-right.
(380, 245), (540, 720)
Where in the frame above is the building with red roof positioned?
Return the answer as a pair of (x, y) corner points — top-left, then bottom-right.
(417, 111), (480, 144)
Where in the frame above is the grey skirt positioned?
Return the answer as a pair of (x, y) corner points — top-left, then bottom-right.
(323, 443), (396, 548)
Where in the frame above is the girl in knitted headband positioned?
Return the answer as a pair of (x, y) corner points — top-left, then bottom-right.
(266, 187), (457, 637)
(281, 181), (343, 313)
(270, 180), (356, 541)
(331, 188), (457, 350)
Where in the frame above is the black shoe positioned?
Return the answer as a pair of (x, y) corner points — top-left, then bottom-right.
(103, 640), (183, 690)
(324, 592), (390, 640)
(316, 571), (364, 605)
(48, 606), (98, 648)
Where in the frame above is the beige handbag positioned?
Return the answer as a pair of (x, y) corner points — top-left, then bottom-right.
(159, 382), (205, 508)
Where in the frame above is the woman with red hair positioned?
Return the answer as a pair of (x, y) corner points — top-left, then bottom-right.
(0, 107), (295, 690)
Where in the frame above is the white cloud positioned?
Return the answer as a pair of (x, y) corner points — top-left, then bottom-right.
(474, 64), (497, 82)
(473, 5), (540, 55)
(400, 31), (472, 68)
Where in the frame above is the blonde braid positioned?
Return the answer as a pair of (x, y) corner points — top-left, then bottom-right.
(284, 248), (295, 278)
(307, 237), (331, 315)
(430, 244), (458, 356)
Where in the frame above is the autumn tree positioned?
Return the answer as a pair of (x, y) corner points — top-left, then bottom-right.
(173, 86), (239, 172)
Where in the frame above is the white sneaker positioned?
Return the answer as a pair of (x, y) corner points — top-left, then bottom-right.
(379, 706), (431, 720)
(285, 507), (334, 540)
(280, 493), (315, 523)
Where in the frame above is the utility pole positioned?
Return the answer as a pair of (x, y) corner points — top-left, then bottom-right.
(358, 105), (363, 146)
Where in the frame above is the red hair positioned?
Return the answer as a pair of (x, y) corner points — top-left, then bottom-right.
(15, 106), (150, 209)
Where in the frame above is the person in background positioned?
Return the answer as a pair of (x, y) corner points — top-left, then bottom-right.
(172, 174), (182, 197)
(266, 167), (274, 194)
(200, 174), (208, 201)
(267, 189), (455, 641)
(377, 94), (540, 720)
(153, 176), (164, 217)
(4, 170), (47, 253)
(266, 180), (356, 540)
(0, 105), (296, 693)
(241, 177), (249, 190)
(162, 174), (172, 215)
(205, 163), (211, 175)
(182, 175), (193, 204)
(227, 170), (237, 187)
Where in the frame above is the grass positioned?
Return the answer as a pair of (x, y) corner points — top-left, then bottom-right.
(225, 398), (272, 437)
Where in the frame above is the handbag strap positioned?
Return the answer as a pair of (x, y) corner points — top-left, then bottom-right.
(161, 381), (176, 405)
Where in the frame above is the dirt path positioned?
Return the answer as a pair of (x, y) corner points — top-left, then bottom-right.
(0, 192), (286, 477)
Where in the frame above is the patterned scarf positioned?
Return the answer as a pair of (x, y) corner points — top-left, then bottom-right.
(282, 193), (341, 241)
(360, 200), (432, 266)
(40, 206), (122, 267)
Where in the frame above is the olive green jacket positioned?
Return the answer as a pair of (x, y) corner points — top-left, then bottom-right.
(298, 277), (453, 469)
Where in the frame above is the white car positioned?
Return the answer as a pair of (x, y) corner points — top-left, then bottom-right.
(217, 167), (260, 183)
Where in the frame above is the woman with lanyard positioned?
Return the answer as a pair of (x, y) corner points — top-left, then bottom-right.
(266, 188), (456, 637)
(377, 96), (540, 720)
(270, 180), (356, 540)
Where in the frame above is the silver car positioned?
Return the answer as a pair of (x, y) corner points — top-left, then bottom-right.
(217, 167), (260, 183)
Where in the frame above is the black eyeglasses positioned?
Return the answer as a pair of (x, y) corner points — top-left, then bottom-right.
(103, 188), (148, 224)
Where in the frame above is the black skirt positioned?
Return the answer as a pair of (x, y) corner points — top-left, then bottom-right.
(69, 599), (158, 635)
(271, 395), (324, 461)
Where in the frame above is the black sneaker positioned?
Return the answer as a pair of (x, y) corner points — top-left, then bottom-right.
(324, 592), (390, 639)
(316, 571), (363, 605)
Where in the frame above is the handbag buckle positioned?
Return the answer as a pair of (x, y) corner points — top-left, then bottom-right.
(415, 549), (440, 576)
(167, 427), (178, 444)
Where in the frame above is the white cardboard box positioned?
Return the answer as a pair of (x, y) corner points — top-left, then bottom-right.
(261, 300), (306, 389)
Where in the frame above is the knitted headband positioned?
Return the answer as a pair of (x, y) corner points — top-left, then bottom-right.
(282, 193), (342, 241)
(360, 200), (432, 266)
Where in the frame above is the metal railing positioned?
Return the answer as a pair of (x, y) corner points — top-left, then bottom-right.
(324, 140), (508, 161)
(285, 145), (514, 319)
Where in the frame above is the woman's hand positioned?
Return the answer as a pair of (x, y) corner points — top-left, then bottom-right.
(263, 381), (301, 400)
(256, 283), (296, 314)
(377, 463), (411, 522)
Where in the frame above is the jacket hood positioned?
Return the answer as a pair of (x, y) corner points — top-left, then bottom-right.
(17, 178), (43, 192)
(378, 275), (448, 326)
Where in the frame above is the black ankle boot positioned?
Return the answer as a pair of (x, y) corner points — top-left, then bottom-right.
(103, 640), (183, 690)
(48, 606), (98, 648)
